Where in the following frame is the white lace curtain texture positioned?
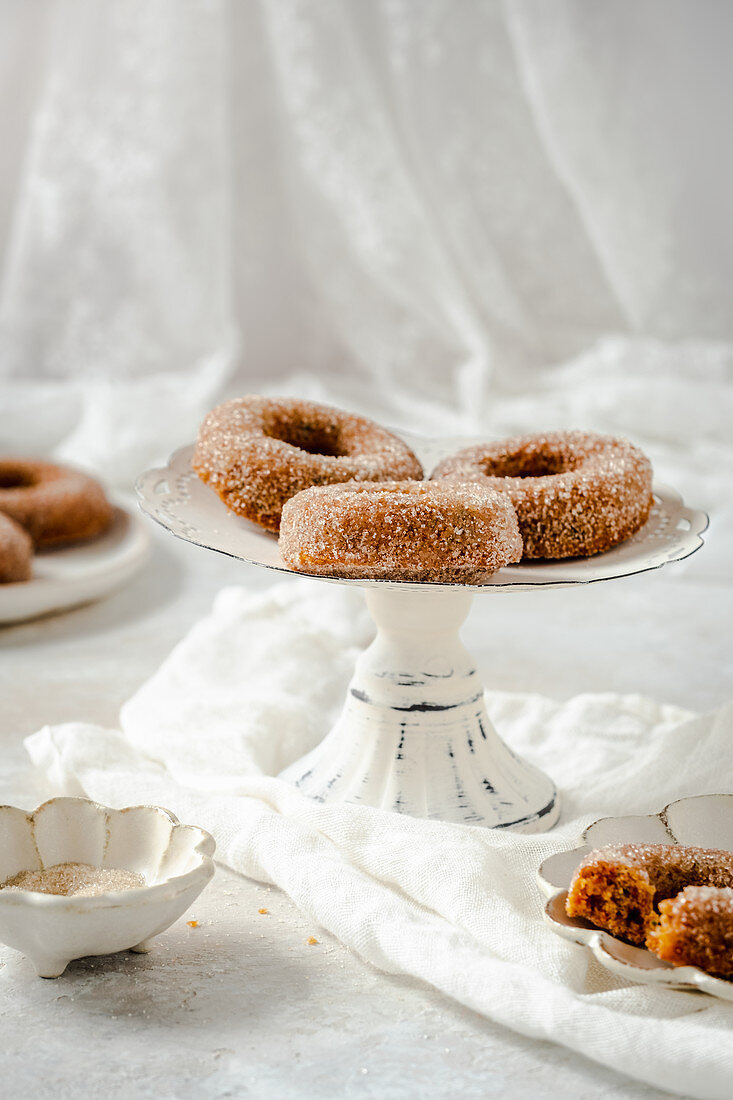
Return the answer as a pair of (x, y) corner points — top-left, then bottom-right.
(0, 0), (731, 481)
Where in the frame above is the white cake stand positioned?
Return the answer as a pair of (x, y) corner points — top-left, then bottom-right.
(136, 437), (708, 834)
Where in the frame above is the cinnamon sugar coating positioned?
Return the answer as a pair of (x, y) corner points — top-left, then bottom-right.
(2, 861), (145, 897)
(432, 430), (653, 559)
(0, 513), (32, 583)
(0, 459), (112, 549)
(278, 480), (523, 583)
(193, 396), (423, 532)
(566, 843), (733, 945)
(646, 886), (733, 976)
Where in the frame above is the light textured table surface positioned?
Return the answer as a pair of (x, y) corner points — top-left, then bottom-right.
(0, 508), (726, 1100)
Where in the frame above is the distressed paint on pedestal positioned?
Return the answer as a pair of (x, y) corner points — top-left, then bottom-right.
(281, 588), (559, 831)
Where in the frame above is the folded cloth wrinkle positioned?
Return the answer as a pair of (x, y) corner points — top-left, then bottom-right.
(24, 581), (733, 1100)
(120, 582), (374, 781)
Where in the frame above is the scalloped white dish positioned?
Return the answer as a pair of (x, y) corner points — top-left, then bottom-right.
(0, 796), (215, 977)
(0, 499), (150, 625)
(538, 795), (733, 1000)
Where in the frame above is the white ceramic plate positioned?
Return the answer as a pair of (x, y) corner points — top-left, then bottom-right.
(538, 795), (733, 1000)
(0, 499), (151, 625)
(136, 439), (708, 594)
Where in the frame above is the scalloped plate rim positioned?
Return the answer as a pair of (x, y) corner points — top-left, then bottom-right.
(135, 441), (709, 593)
(537, 793), (733, 1000)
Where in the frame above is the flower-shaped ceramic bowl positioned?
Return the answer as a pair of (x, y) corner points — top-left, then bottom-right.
(538, 794), (733, 1001)
(0, 797), (216, 977)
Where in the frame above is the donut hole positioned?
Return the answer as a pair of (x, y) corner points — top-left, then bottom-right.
(267, 420), (349, 458)
(0, 467), (38, 490)
(480, 451), (572, 479)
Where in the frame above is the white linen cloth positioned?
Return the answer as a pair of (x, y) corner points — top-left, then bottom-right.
(2, 2), (733, 482)
(25, 579), (733, 1100)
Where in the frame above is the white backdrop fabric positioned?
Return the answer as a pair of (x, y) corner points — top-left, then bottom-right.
(0, 0), (732, 480)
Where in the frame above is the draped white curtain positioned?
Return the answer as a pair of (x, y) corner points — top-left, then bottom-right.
(0, 0), (731, 481)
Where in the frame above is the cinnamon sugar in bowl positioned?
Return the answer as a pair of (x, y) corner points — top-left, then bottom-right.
(0, 797), (215, 977)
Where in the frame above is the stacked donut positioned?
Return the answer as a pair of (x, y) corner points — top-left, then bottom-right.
(0, 460), (112, 584)
(566, 842), (733, 977)
(193, 396), (654, 584)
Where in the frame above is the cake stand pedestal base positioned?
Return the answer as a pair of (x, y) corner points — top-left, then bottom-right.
(280, 587), (560, 832)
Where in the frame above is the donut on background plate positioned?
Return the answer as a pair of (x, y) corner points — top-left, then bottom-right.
(0, 459), (112, 550)
(0, 513), (32, 584)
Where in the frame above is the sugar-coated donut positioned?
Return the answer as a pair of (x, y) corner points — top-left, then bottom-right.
(646, 886), (733, 976)
(432, 430), (653, 559)
(565, 843), (733, 945)
(193, 396), (423, 533)
(0, 513), (32, 583)
(278, 480), (523, 583)
(0, 459), (112, 549)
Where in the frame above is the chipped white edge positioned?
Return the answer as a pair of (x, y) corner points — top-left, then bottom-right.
(280, 586), (560, 830)
(537, 794), (733, 1000)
